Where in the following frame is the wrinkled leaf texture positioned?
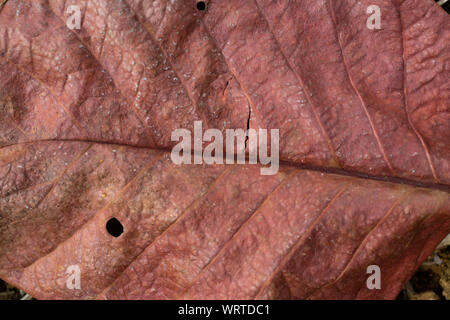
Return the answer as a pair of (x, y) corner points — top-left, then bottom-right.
(0, 0), (449, 300)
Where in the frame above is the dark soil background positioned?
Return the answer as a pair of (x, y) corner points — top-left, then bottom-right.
(0, 280), (25, 300)
(397, 236), (450, 300)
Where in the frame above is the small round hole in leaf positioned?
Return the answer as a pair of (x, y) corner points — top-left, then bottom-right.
(196, 1), (206, 11)
(106, 217), (123, 237)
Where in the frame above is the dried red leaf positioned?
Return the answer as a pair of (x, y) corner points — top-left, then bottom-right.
(0, 0), (449, 299)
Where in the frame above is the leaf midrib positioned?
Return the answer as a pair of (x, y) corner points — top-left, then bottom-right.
(2, 138), (449, 192)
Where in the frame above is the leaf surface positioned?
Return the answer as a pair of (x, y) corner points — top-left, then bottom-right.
(0, 0), (449, 299)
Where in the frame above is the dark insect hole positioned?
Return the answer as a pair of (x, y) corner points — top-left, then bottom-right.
(196, 1), (206, 11)
(106, 217), (124, 237)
